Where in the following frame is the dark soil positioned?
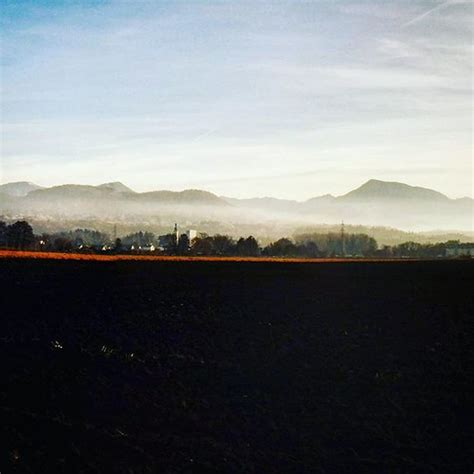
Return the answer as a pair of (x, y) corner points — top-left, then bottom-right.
(1, 259), (473, 473)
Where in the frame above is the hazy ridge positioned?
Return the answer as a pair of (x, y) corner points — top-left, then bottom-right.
(1, 179), (472, 240)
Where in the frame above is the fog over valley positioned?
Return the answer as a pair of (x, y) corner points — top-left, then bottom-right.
(1, 179), (472, 245)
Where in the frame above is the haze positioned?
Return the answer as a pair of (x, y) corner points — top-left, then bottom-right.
(1, 0), (472, 200)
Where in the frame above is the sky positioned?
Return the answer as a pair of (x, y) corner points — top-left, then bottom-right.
(1, 0), (473, 200)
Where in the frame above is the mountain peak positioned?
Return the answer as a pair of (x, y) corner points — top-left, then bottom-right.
(0, 181), (44, 197)
(97, 182), (135, 193)
(340, 179), (449, 201)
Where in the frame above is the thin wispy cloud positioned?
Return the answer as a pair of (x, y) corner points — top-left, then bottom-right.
(401, 0), (473, 27)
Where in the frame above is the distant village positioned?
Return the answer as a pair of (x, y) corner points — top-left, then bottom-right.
(1, 219), (474, 259)
(106, 224), (197, 253)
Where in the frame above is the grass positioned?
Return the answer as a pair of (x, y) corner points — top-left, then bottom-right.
(0, 249), (430, 263)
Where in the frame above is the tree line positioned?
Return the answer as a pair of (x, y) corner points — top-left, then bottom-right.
(0, 221), (35, 250)
(0, 220), (472, 258)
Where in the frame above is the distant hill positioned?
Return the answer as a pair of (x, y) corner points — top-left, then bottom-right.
(0, 181), (44, 197)
(301, 194), (336, 211)
(137, 189), (228, 206)
(97, 182), (135, 194)
(223, 179), (472, 231)
(0, 182), (225, 206)
(222, 194), (338, 213)
(21, 185), (227, 205)
(27, 185), (118, 200)
(338, 179), (449, 201)
(0, 179), (471, 232)
(225, 179), (466, 209)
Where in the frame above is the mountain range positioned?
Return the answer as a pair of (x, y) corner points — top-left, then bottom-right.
(1, 178), (468, 203)
(0, 179), (472, 232)
(0, 181), (225, 205)
(221, 179), (472, 218)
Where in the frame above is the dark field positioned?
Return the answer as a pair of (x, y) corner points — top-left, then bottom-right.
(1, 259), (473, 473)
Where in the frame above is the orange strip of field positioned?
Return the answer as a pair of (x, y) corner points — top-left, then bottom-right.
(0, 249), (435, 263)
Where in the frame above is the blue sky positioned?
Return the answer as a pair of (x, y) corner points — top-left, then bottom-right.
(1, 0), (472, 199)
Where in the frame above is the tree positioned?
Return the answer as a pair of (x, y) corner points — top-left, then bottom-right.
(0, 221), (7, 247)
(191, 236), (215, 256)
(295, 232), (377, 257)
(346, 234), (377, 256)
(177, 234), (190, 255)
(114, 238), (123, 252)
(72, 229), (108, 247)
(393, 241), (422, 258)
(212, 235), (235, 255)
(263, 238), (297, 257)
(376, 245), (393, 258)
(6, 221), (35, 249)
(236, 236), (260, 256)
(298, 241), (320, 258)
(53, 237), (73, 252)
(159, 233), (177, 254)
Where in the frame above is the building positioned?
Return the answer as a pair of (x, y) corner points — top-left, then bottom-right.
(186, 229), (197, 242)
(157, 225), (198, 251)
(174, 223), (179, 245)
(140, 244), (156, 252)
(130, 243), (155, 252)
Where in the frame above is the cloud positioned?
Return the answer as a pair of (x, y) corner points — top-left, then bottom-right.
(401, 0), (473, 28)
(376, 39), (421, 60)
